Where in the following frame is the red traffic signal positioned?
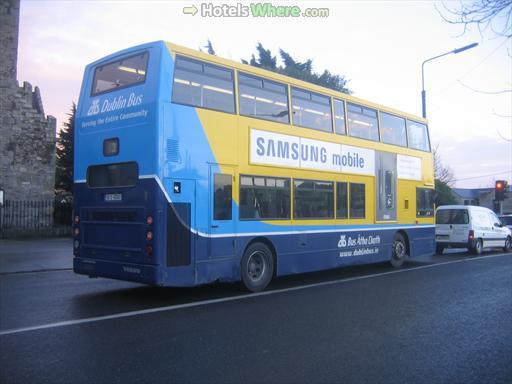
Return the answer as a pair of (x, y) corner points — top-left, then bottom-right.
(495, 180), (506, 201)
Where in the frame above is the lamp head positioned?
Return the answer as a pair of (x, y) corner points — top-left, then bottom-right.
(453, 42), (479, 54)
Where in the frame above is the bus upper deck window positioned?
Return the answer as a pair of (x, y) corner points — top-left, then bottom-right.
(380, 112), (406, 147)
(291, 88), (332, 132)
(407, 120), (430, 152)
(173, 56), (235, 114)
(347, 103), (379, 142)
(92, 52), (148, 96)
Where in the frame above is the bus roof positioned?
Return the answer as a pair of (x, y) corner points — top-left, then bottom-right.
(165, 41), (427, 124)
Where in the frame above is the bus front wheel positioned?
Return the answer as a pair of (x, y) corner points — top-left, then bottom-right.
(390, 232), (408, 268)
(241, 242), (274, 292)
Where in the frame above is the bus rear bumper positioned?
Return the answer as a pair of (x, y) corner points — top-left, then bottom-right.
(73, 257), (161, 285)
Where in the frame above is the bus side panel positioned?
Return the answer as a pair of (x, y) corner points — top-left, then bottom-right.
(191, 225), (434, 285)
(271, 229), (391, 277)
(407, 226), (436, 258)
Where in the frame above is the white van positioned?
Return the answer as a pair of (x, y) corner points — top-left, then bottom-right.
(435, 205), (512, 254)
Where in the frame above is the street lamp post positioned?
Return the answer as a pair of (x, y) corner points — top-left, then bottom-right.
(421, 42), (479, 118)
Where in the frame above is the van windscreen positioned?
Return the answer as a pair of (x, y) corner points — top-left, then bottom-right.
(436, 209), (469, 225)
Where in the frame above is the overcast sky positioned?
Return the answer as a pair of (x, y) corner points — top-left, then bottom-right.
(17, 0), (512, 188)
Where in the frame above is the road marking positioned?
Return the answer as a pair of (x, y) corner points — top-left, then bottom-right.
(0, 268), (72, 276)
(1, 252), (510, 337)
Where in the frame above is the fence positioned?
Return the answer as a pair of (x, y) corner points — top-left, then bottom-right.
(0, 200), (72, 239)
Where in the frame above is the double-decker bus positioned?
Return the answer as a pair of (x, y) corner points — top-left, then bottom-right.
(73, 41), (435, 292)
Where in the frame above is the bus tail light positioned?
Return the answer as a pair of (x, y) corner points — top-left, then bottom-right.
(74, 227), (80, 237)
(73, 239), (80, 255)
(74, 215), (80, 224)
(146, 245), (153, 256)
(146, 216), (153, 225)
(468, 230), (474, 241)
(146, 231), (153, 241)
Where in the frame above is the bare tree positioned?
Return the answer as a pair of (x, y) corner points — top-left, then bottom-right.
(438, 2), (512, 145)
(433, 145), (455, 186)
(437, 0), (512, 38)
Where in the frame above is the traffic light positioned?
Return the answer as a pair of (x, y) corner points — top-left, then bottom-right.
(495, 180), (506, 201)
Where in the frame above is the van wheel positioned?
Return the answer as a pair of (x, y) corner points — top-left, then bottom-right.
(390, 233), (408, 268)
(241, 242), (274, 292)
(504, 236), (512, 252)
(471, 239), (483, 255)
(436, 244), (445, 255)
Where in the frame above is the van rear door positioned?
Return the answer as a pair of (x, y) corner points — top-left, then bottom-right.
(436, 208), (470, 244)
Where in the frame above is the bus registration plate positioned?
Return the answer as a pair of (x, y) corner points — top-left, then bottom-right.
(104, 193), (122, 202)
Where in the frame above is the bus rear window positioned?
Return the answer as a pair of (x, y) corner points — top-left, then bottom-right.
(92, 52), (148, 96)
(436, 209), (469, 225)
(87, 162), (138, 188)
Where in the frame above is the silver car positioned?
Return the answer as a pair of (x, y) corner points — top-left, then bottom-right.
(499, 214), (512, 232)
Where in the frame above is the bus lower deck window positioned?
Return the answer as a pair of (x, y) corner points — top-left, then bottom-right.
(293, 180), (334, 219)
(416, 188), (434, 217)
(239, 175), (290, 220)
(87, 162), (138, 188)
(336, 182), (348, 218)
(349, 183), (365, 218)
(214, 174), (232, 220)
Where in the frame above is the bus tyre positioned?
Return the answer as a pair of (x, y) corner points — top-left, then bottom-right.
(390, 232), (407, 268)
(436, 244), (445, 255)
(241, 242), (274, 293)
(471, 239), (483, 255)
(503, 236), (512, 252)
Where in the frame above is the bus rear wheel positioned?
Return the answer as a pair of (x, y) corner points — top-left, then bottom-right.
(390, 232), (408, 268)
(241, 242), (274, 292)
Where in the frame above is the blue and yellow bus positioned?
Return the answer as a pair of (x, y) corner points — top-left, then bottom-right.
(73, 41), (435, 291)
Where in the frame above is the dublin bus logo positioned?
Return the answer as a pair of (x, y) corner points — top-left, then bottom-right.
(87, 99), (100, 116)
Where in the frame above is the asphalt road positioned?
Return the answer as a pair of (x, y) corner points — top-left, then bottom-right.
(1, 251), (511, 384)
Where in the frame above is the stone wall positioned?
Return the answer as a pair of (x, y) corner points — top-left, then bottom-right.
(0, 0), (19, 83)
(0, 0), (57, 202)
(0, 82), (56, 200)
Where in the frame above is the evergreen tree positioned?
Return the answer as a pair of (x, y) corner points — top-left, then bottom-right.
(252, 42), (278, 69)
(55, 103), (75, 194)
(205, 39), (216, 55)
(435, 179), (457, 206)
(243, 43), (350, 93)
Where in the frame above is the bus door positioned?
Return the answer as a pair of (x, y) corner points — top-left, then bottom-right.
(376, 152), (397, 221)
(164, 178), (196, 269)
(208, 164), (236, 259)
